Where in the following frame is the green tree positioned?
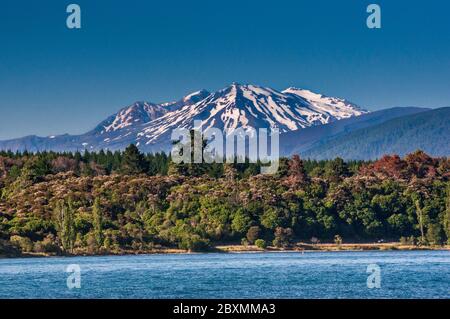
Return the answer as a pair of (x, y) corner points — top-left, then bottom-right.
(445, 183), (450, 244)
(53, 199), (76, 253)
(414, 197), (426, 244)
(255, 239), (267, 249)
(121, 144), (148, 175)
(426, 223), (443, 246)
(231, 209), (252, 234)
(325, 157), (350, 182)
(169, 130), (209, 177)
(260, 207), (283, 230)
(92, 198), (104, 248)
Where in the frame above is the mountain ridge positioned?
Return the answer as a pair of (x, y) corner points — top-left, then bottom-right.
(280, 106), (429, 156)
(301, 107), (450, 160)
(2, 82), (447, 160)
(0, 83), (366, 153)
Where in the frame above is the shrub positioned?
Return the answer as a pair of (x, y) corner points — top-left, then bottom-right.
(10, 235), (33, 252)
(33, 236), (60, 254)
(241, 238), (249, 246)
(400, 236), (415, 245)
(246, 226), (260, 244)
(255, 239), (267, 249)
(273, 227), (293, 248)
(179, 235), (210, 252)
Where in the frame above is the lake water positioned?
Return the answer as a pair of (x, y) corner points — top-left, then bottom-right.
(0, 250), (448, 299)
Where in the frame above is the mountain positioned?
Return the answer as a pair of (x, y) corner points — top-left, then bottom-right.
(0, 83), (366, 153)
(92, 89), (211, 135)
(129, 83), (366, 150)
(280, 107), (429, 156)
(92, 101), (169, 135)
(301, 107), (450, 160)
(160, 89), (211, 112)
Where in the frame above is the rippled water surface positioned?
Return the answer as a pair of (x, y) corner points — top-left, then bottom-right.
(0, 250), (448, 298)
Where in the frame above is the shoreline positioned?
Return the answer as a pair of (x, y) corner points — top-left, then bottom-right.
(2, 242), (449, 259)
(215, 242), (450, 253)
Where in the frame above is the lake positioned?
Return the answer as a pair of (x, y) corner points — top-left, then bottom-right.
(0, 250), (448, 299)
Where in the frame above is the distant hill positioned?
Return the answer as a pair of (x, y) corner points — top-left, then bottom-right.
(301, 107), (450, 160)
(280, 107), (429, 156)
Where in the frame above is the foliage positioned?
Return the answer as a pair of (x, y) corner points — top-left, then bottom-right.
(302, 107), (450, 160)
(246, 226), (261, 244)
(121, 144), (149, 175)
(255, 239), (267, 249)
(0, 147), (448, 255)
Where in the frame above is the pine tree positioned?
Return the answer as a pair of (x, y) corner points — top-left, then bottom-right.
(169, 130), (208, 177)
(325, 157), (350, 182)
(121, 144), (148, 175)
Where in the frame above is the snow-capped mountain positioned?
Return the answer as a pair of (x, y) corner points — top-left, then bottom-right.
(282, 87), (366, 120)
(0, 83), (367, 153)
(92, 89), (211, 135)
(94, 102), (169, 134)
(134, 83), (365, 147)
(161, 89), (211, 112)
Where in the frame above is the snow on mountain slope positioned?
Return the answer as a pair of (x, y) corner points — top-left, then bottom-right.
(92, 90), (211, 136)
(283, 88), (366, 119)
(134, 83), (367, 147)
(0, 83), (368, 153)
(95, 102), (169, 134)
(160, 89), (211, 112)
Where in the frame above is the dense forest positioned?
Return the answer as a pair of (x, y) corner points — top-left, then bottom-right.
(0, 144), (449, 256)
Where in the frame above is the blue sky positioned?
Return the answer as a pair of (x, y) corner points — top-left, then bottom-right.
(0, 0), (449, 139)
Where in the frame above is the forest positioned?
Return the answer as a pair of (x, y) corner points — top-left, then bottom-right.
(0, 144), (449, 256)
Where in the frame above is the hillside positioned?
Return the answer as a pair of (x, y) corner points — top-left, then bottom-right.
(1, 148), (448, 256)
(280, 107), (428, 156)
(302, 107), (450, 160)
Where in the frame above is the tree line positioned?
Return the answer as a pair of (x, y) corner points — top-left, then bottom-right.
(0, 145), (449, 256)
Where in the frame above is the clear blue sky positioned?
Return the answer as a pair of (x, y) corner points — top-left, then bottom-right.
(0, 0), (449, 139)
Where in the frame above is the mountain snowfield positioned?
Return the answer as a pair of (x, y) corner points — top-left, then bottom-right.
(135, 84), (365, 144)
(0, 83), (367, 153)
(97, 102), (169, 133)
(96, 83), (366, 150)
